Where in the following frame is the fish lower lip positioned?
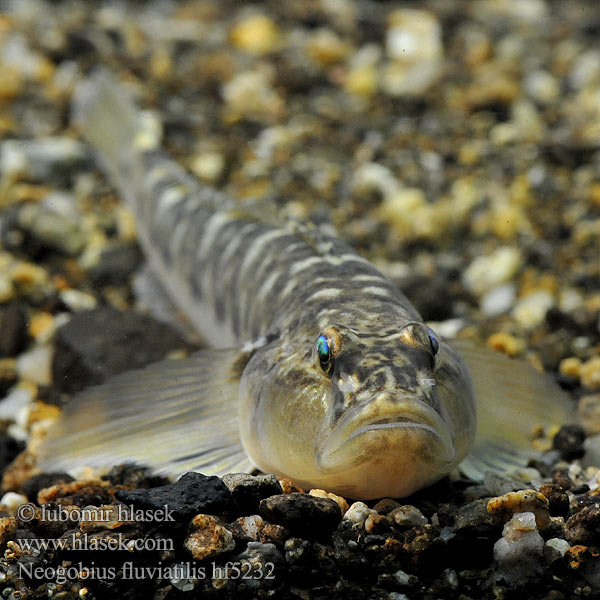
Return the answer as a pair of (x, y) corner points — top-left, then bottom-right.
(317, 398), (456, 468)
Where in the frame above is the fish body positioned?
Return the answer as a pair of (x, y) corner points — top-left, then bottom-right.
(37, 71), (572, 499)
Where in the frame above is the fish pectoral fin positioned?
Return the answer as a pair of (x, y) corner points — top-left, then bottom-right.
(36, 348), (254, 478)
(451, 338), (577, 481)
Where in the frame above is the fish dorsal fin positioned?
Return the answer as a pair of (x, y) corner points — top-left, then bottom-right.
(451, 338), (577, 481)
(36, 348), (255, 478)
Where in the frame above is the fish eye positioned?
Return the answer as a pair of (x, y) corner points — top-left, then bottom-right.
(426, 327), (440, 365)
(316, 335), (334, 376)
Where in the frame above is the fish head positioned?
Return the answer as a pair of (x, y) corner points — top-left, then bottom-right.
(239, 321), (476, 499)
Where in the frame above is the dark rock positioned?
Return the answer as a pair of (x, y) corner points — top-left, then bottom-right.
(22, 472), (75, 504)
(444, 499), (504, 569)
(52, 306), (189, 393)
(222, 472), (283, 514)
(552, 469), (574, 490)
(553, 424), (586, 460)
(539, 483), (570, 519)
(88, 242), (142, 287)
(259, 493), (342, 539)
(0, 302), (29, 357)
(0, 433), (25, 477)
(114, 472), (233, 522)
(565, 505), (600, 546)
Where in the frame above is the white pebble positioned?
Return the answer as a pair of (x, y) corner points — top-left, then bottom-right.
(544, 537), (570, 560)
(17, 344), (53, 385)
(0, 492), (28, 511)
(0, 386), (33, 420)
(481, 283), (516, 316)
(463, 247), (522, 296)
(60, 289), (98, 312)
(559, 287), (584, 313)
(493, 512), (544, 584)
(343, 501), (377, 525)
(511, 290), (555, 329)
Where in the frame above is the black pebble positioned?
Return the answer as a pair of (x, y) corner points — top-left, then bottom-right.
(114, 471), (234, 522)
(51, 306), (189, 393)
(552, 424), (586, 460)
(0, 301), (29, 357)
(88, 242), (142, 287)
(22, 472), (75, 504)
(259, 493), (342, 539)
(0, 433), (25, 477)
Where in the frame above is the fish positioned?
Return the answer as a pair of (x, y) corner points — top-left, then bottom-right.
(36, 70), (575, 499)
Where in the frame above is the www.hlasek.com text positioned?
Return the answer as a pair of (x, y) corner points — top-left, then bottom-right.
(15, 533), (173, 552)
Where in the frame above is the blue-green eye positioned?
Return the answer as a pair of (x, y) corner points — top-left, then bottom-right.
(317, 335), (334, 375)
(426, 327), (440, 359)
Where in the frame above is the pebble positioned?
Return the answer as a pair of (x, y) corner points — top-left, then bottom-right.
(307, 28), (349, 68)
(493, 512), (544, 585)
(480, 283), (516, 316)
(169, 563), (196, 592)
(21, 472), (75, 504)
(371, 498), (401, 515)
(230, 14), (279, 55)
(51, 306), (187, 393)
(189, 151), (225, 183)
(579, 395), (600, 435)
(0, 386), (33, 420)
(28, 311), (56, 342)
(309, 489), (349, 515)
(390, 505), (428, 528)
(0, 273), (15, 303)
(221, 472), (283, 514)
(565, 504), (600, 546)
(115, 472), (234, 522)
(0, 302), (29, 357)
(486, 331), (525, 357)
(462, 247), (522, 296)
(259, 493), (342, 539)
(544, 537), (570, 565)
(0, 492), (27, 511)
(87, 242), (142, 287)
(487, 490), (551, 529)
(16, 344), (52, 385)
(184, 514), (235, 560)
(538, 484), (570, 519)
(512, 290), (556, 329)
(343, 501), (377, 526)
(580, 357), (600, 391)
(221, 67), (283, 122)
(0, 517), (18, 547)
(228, 514), (265, 542)
(59, 289), (97, 312)
(552, 424), (586, 460)
(382, 9), (443, 97)
(17, 192), (88, 256)
(559, 356), (582, 379)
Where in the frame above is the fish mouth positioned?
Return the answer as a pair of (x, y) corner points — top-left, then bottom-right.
(317, 395), (456, 470)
